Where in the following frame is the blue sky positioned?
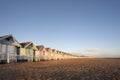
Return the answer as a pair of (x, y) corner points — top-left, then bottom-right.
(0, 0), (120, 57)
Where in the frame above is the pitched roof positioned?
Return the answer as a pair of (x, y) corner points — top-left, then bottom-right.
(20, 42), (31, 48)
(56, 50), (60, 53)
(20, 42), (38, 50)
(45, 48), (50, 50)
(37, 45), (45, 51)
(0, 34), (21, 47)
(45, 48), (52, 52)
(0, 34), (12, 40)
(52, 49), (56, 52)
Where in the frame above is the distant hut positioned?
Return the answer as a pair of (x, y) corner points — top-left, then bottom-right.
(45, 48), (52, 60)
(57, 51), (62, 60)
(0, 34), (21, 63)
(64, 53), (68, 59)
(60, 51), (64, 60)
(62, 52), (65, 59)
(52, 49), (57, 60)
(67, 53), (72, 59)
(37, 45), (47, 61)
(20, 42), (38, 62)
(56, 50), (61, 60)
(35, 50), (40, 62)
(17, 47), (28, 62)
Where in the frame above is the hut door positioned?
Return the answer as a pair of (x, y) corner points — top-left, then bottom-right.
(26, 49), (30, 61)
(30, 49), (33, 61)
(33, 50), (35, 62)
(7, 45), (16, 62)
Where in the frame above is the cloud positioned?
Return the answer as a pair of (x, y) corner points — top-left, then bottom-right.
(85, 48), (100, 52)
(72, 48), (120, 58)
(97, 50), (120, 58)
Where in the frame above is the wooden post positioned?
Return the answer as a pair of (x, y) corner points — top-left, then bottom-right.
(7, 52), (9, 63)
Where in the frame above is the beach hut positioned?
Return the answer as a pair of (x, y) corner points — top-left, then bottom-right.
(62, 52), (66, 59)
(20, 42), (38, 62)
(56, 50), (61, 60)
(35, 50), (40, 62)
(64, 53), (69, 59)
(52, 49), (57, 60)
(57, 51), (61, 60)
(45, 48), (52, 60)
(17, 47), (27, 62)
(60, 51), (64, 60)
(67, 53), (72, 59)
(37, 45), (47, 61)
(0, 34), (21, 63)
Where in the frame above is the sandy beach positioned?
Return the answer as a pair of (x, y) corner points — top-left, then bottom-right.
(0, 58), (120, 80)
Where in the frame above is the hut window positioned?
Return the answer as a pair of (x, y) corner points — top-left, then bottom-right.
(6, 38), (10, 41)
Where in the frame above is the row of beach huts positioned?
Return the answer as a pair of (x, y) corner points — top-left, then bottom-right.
(0, 34), (79, 63)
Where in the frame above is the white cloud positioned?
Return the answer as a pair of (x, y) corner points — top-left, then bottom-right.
(72, 48), (120, 58)
(85, 48), (100, 52)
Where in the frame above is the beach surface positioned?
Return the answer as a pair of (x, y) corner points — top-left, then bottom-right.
(0, 58), (120, 80)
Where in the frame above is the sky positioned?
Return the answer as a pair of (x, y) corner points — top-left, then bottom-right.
(0, 0), (120, 58)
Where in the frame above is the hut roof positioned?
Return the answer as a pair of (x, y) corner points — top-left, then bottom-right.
(52, 49), (57, 53)
(0, 34), (21, 47)
(45, 48), (52, 52)
(20, 42), (31, 48)
(37, 45), (45, 51)
(20, 42), (38, 50)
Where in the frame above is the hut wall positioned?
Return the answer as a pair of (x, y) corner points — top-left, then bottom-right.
(0, 43), (17, 63)
(26, 49), (33, 61)
(40, 51), (46, 60)
(34, 51), (40, 61)
(17, 48), (27, 61)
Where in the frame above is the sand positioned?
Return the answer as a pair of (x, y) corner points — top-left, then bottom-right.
(0, 58), (120, 80)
